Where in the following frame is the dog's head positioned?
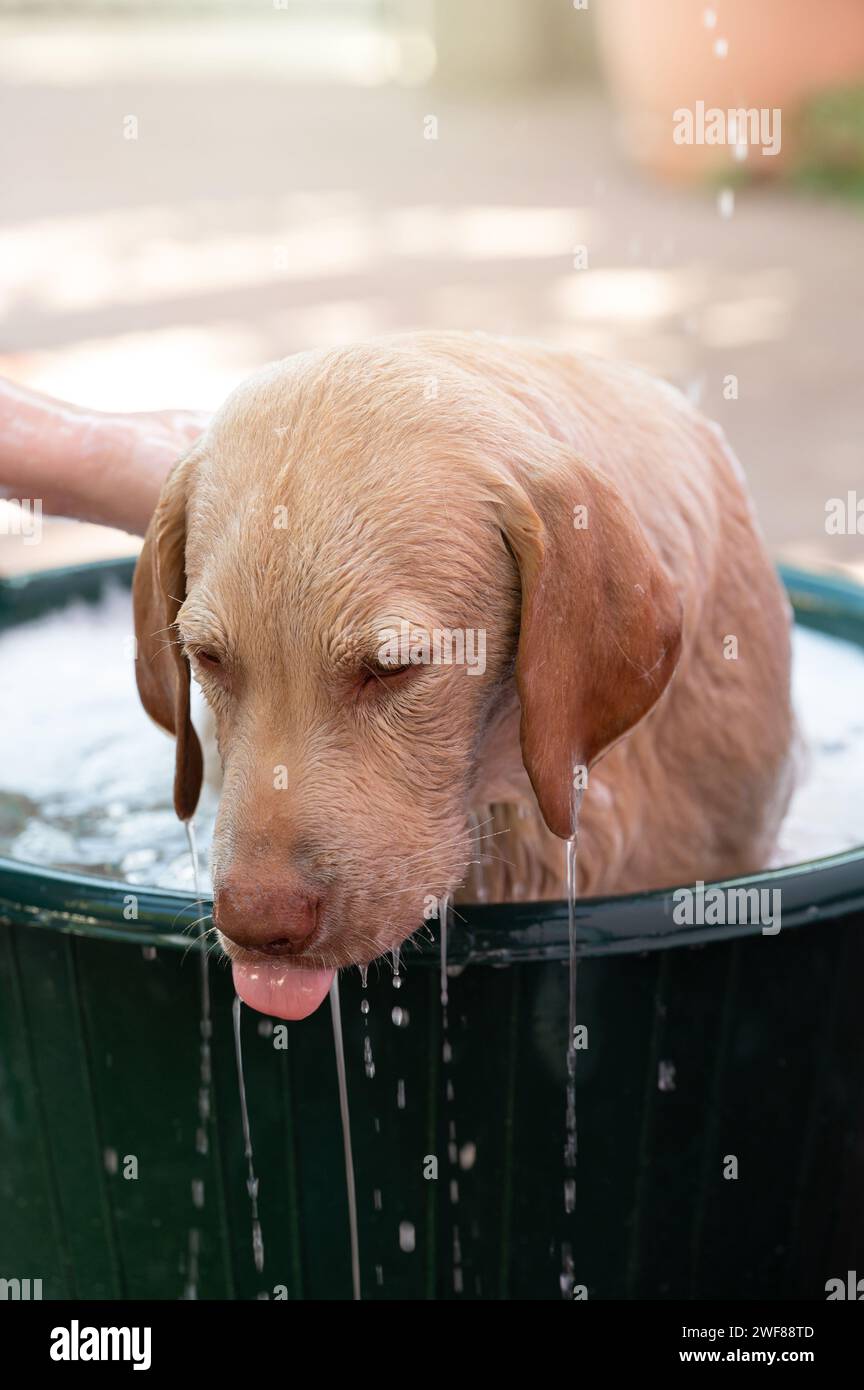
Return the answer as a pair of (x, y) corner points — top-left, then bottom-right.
(133, 339), (681, 1016)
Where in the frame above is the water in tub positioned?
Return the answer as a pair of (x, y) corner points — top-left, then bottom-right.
(0, 586), (218, 887)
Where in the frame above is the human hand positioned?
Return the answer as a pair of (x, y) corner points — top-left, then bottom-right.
(0, 377), (209, 537)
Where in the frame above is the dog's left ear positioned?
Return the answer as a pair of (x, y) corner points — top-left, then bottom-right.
(495, 448), (683, 839)
(132, 453), (203, 822)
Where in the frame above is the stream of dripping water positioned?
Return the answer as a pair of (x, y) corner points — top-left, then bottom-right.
(232, 995), (265, 1274)
(183, 819), (211, 1299)
(439, 894), (449, 1010)
(562, 784), (583, 1289)
(359, 964), (375, 1077)
(330, 976), (361, 1300)
(438, 891), (464, 1293)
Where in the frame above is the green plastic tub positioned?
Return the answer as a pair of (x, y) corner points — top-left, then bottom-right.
(1, 558), (863, 1300)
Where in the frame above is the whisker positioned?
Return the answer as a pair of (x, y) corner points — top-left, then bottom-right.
(394, 821), (506, 861)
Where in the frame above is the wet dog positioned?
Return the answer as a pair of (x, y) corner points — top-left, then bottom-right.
(133, 333), (795, 1017)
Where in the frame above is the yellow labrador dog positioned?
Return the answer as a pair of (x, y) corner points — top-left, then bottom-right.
(133, 333), (795, 1018)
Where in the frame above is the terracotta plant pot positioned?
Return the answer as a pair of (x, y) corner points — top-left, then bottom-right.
(595, 0), (864, 180)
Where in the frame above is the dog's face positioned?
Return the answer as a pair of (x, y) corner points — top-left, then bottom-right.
(181, 385), (522, 983)
(133, 340), (682, 1016)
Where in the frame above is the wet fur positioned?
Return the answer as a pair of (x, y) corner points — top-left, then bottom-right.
(133, 332), (795, 969)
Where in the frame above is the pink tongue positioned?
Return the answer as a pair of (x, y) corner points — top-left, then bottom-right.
(232, 960), (335, 1020)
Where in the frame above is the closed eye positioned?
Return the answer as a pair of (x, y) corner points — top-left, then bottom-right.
(188, 647), (224, 673)
(360, 660), (416, 690)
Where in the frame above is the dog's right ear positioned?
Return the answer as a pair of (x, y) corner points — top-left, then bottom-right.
(491, 445), (682, 841)
(132, 453), (203, 821)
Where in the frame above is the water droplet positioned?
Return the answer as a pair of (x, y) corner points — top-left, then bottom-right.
(718, 187), (735, 219)
(141, 946), (157, 961)
(373, 1188), (383, 1211)
(183, 1229), (201, 1300)
(359, 964), (368, 989)
(399, 1220), (416, 1253)
(375, 1264), (384, 1286)
(714, 36), (728, 58)
(564, 1178), (576, 1214)
(252, 1220), (265, 1273)
(458, 1142), (477, 1171)
(391, 947), (401, 987)
(658, 1060), (677, 1092)
(192, 1179), (205, 1209)
(360, 998), (370, 1016)
(364, 1035), (375, 1079)
(391, 1006), (408, 1027)
(257, 1018), (273, 1037)
(103, 1147), (118, 1175)
(396, 1078), (406, 1110)
(449, 1180), (459, 1205)
(560, 1241), (575, 1301)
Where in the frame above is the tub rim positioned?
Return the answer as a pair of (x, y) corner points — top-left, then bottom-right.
(1, 555), (863, 965)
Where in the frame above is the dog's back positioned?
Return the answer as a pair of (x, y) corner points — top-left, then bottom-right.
(426, 333), (796, 895)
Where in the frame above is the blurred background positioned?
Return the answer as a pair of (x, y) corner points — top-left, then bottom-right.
(0, 0), (862, 574)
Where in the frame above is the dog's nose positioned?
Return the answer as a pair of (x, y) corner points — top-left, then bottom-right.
(213, 870), (323, 956)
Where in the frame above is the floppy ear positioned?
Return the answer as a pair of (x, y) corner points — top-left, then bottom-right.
(132, 454), (203, 821)
(498, 451), (683, 840)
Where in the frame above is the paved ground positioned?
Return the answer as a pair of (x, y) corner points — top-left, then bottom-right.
(0, 16), (862, 577)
